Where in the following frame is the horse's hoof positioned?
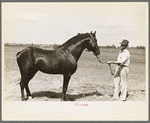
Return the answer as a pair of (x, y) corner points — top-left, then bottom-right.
(21, 98), (26, 101)
(28, 96), (32, 99)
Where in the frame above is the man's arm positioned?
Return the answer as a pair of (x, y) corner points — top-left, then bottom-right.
(107, 61), (121, 65)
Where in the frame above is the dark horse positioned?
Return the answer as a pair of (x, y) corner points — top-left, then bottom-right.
(16, 31), (100, 101)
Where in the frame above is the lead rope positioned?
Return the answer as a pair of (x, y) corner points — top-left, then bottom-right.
(95, 55), (114, 75)
(89, 33), (114, 75)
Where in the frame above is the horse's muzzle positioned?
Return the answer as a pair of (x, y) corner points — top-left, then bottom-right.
(94, 50), (100, 56)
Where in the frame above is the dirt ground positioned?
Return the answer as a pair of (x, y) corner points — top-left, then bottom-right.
(3, 45), (146, 101)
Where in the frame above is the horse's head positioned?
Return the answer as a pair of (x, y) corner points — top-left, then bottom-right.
(86, 31), (100, 56)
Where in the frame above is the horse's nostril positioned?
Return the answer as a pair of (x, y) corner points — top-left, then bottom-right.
(96, 49), (100, 54)
(95, 50), (100, 55)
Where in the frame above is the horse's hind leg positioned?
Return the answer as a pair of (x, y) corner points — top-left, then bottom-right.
(25, 84), (32, 99)
(20, 78), (26, 101)
(20, 68), (38, 101)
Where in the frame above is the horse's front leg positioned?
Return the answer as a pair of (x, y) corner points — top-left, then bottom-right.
(61, 74), (71, 101)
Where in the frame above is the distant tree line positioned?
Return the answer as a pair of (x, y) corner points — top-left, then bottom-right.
(99, 45), (145, 49)
(4, 43), (145, 49)
(136, 46), (145, 49)
(100, 44), (116, 48)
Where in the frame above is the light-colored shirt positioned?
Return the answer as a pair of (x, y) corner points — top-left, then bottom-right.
(117, 49), (130, 67)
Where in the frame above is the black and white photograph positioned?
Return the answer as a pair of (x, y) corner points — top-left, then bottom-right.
(2, 2), (148, 121)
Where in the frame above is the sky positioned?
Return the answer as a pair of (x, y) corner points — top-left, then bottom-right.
(2, 2), (148, 47)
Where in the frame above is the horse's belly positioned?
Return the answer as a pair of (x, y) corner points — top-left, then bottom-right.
(36, 60), (77, 74)
(39, 66), (77, 74)
(38, 67), (60, 74)
(36, 63), (61, 74)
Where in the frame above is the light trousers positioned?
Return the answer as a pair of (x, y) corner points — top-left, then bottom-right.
(113, 66), (129, 100)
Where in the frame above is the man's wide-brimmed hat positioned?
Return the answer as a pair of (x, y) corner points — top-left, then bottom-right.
(120, 39), (129, 46)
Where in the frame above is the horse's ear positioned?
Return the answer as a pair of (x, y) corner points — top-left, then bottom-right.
(92, 31), (96, 37)
(90, 31), (92, 34)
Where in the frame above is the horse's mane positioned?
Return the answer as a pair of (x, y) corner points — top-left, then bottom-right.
(58, 33), (90, 49)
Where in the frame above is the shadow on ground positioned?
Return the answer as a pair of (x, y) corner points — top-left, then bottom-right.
(32, 91), (103, 101)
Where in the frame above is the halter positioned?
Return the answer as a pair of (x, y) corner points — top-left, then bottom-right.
(89, 33), (114, 75)
(89, 33), (99, 54)
(96, 56), (115, 75)
(89, 33), (97, 46)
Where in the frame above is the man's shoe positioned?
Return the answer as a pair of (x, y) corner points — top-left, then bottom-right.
(120, 98), (126, 101)
(111, 97), (119, 101)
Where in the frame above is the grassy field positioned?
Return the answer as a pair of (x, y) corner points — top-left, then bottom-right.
(3, 45), (146, 101)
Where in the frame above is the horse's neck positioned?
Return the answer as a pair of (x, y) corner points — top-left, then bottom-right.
(68, 38), (89, 62)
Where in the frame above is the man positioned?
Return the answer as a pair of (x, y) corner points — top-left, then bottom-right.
(107, 40), (130, 101)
